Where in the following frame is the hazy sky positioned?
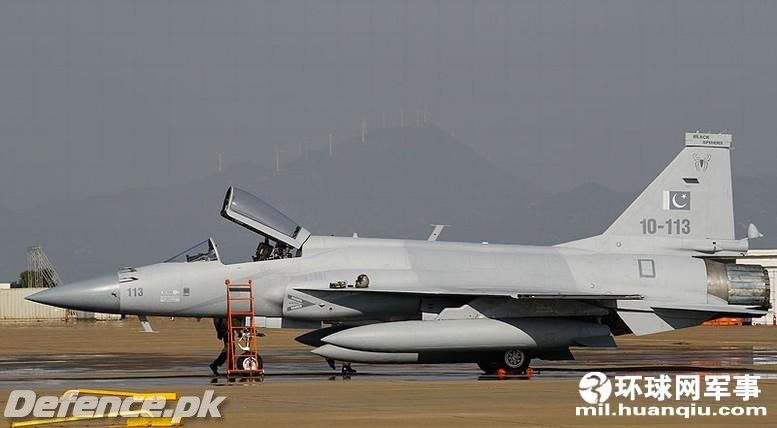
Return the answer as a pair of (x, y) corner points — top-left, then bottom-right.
(1, 0), (776, 210)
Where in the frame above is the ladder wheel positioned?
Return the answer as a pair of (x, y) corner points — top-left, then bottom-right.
(238, 355), (263, 371)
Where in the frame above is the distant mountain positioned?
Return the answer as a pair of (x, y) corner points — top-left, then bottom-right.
(1, 126), (775, 282)
(261, 125), (541, 241)
(526, 183), (632, 245)
(0, 126), (542, 281)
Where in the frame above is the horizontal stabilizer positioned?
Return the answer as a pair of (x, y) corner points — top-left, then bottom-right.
(618, 302), (767, 336)
(651, 303), (768, 317)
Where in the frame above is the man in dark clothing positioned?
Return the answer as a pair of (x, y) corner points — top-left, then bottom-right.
(209, 317), (229, 375)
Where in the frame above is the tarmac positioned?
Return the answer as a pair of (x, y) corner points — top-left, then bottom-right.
(1, 317), (776, 427)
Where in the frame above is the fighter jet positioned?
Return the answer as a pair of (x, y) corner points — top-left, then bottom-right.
(27, 132), (770, 374)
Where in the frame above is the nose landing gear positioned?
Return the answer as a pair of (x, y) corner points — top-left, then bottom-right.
(326, 357), (357, 374)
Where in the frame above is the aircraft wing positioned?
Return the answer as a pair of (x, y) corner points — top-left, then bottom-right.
(294, 287), (643, 300)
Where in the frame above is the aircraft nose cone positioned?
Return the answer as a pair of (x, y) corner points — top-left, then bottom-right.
(26, 274), (120, 313)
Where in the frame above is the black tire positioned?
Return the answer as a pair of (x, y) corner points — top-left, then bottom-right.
(478, 350), (531, 374)
(237, 355), (264, 371)
(502, 349), (529, 372)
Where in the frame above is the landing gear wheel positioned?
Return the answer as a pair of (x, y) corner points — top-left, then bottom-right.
(478, 350), (531, 375)
(503, 349), (529, 373)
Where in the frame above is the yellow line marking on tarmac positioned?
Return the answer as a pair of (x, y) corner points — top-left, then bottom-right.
(62, 389), (177, 400)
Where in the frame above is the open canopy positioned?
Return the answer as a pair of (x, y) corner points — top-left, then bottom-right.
(221, 187), (311, 249)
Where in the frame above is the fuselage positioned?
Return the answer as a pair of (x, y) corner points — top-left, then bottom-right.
(36, 235), (711, 321)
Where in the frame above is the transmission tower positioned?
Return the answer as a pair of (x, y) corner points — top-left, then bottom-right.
(26, 246), (64, 288)
(274, 145), (286, 172)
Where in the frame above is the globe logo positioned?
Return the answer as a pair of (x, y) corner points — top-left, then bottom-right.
(578, 372), (612, 404)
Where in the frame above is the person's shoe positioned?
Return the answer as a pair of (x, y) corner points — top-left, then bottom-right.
(209, 363), (219, 376)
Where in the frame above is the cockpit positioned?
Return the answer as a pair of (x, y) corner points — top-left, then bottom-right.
(160, 189), (309, 265)
(251, 238), (293, 262)
(221, 187), (311, 262)
(164, 238), (221, 263)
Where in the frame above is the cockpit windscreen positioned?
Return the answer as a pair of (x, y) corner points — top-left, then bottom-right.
(164, 239), (220, 263)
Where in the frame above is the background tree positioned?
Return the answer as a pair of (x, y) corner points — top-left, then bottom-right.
(11, 269), (58, 288)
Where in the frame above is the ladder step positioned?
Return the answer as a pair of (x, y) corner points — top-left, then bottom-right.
(225, 279), (261, 376)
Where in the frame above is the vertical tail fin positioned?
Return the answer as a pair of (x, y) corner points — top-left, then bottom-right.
(603, 132), (734, 240)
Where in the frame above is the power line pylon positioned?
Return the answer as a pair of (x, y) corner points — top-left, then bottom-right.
(26, 246), (63, 288)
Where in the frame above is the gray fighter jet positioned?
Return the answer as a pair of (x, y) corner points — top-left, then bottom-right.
(27, 132), (770, 374)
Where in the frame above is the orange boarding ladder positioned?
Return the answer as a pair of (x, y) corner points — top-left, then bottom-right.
(225, 279), (263, 376)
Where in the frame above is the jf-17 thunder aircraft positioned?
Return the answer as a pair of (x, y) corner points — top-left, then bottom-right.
(28, 132), (771, 374)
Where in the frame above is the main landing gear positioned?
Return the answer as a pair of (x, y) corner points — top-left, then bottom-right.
(478, 349), (531, 375)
